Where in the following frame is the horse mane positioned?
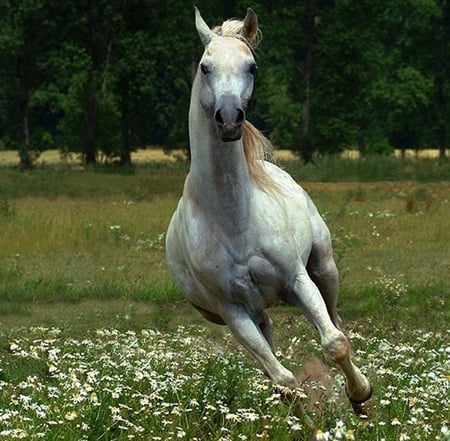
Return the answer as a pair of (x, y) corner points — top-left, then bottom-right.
(242, 121), (279, 191)
(213, 19), (278, 192)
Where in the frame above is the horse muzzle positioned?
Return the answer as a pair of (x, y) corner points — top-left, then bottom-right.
(214, 96), (245, 142)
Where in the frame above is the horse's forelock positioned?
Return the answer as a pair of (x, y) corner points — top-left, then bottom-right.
(212, 19), (262, 48)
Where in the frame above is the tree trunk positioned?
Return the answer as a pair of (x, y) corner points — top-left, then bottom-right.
(356, 132), (366, 157)
(120, 84), (132, 167)
(436, 75), (448, 160)
(84, 69), (98, 165)
(19, 96), (33, 170)
(298, 0), (315, 164)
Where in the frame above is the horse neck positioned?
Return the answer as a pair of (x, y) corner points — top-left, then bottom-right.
(187, 75), (252, 225)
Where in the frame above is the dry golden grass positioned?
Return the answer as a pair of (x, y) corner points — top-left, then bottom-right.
(0, 149), (187, 166)
(341, 149), (440, 159)
(0, 148), (441, 166)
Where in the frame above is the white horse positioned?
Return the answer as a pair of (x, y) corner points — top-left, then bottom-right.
(166, 7), (372, 415)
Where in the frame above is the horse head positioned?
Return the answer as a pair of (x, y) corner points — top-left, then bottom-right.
(195, 7), (259, 142)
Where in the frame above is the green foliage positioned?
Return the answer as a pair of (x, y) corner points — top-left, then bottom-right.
(258, 65), (301, 148)
(0, 0), (449, 166)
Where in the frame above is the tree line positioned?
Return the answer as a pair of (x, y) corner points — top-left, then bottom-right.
(0, 0), (448, 169)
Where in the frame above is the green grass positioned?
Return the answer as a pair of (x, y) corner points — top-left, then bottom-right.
(0, 157), (449, 440)
(283, 155), (450, 182)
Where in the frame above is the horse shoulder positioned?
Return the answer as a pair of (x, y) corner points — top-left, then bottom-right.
(259, 161), (330, 237)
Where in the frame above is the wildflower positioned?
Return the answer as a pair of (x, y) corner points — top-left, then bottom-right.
(286, 416), (302, 431)
(315, 429), (330, 440)
(65, 410), (77, 421)
(176, 429), (186, 438)
(334, 426), (344, 440)
(0, 429), (28, 438)
(290, 421), (303, 431)
(48, 364), (58, 374)
(190, 398), (200, 407)
(225, 412), (239, 422)
(18, 394), (33, 408)
(345, 429), (355, 440)
(35, 404), (49, 419)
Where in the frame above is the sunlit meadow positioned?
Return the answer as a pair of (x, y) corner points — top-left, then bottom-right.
(0, 325), (448, 440)
(0, 156), (449, 440)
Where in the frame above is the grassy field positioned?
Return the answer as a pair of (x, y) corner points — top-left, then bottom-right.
(0, 147), (442, 168)
(0, 156), (449, 440)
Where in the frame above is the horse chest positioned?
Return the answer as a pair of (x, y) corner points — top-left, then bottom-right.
(186, 213), (302, 305)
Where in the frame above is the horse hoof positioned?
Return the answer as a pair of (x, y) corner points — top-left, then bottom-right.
(350, 395), (374, 417)
(348, 385), (374, 417)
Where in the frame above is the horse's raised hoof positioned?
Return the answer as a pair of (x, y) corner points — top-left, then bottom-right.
(347, 385), (374, 417)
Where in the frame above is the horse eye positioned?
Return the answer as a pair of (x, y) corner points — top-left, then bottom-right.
(200, 63), (210, 75)
(248, 63), (257, 75)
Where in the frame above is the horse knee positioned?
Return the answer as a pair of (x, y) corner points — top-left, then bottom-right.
(323, 331), (349, 364)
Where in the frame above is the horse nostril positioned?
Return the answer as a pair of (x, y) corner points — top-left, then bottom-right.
(236, 109), (244, 124)
(214, 110), (224, 125)
(214, 102), (244, 127)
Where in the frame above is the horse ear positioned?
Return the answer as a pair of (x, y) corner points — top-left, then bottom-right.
(240, 8), (259, 46)
(195, 7), (213, 46)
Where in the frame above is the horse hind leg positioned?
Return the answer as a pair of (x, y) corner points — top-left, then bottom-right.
(259, 310), (275, 352)
(307, 239), (342, 329)
(286, 271), (373, 415)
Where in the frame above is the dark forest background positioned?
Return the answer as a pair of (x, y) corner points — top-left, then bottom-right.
(0, 0), (449, 169)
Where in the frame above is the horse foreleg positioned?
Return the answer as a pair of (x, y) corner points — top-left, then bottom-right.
(222, 303), (317, 429)
(221, 303), (297, 389)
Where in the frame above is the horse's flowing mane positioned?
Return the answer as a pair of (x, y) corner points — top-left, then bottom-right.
(212, 19), (277, 191)
(242, 121), (278, 190)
